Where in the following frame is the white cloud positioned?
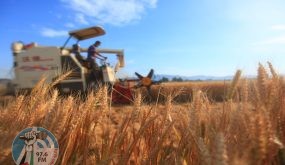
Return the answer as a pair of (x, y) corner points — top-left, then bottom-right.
(253, 36), (285, 45)
(272, 24), (285, 30)
(225, 0), (285, 23)
(61, 0), (158, 26)
(41, 28), (67, 37)
(75, 13), (89, 25)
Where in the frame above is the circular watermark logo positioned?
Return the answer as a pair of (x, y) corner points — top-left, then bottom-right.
(12, 127), (59, 165)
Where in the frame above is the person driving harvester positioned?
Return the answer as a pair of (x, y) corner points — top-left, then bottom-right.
(87, 40), (107, 82)
(87, 40), (107, 69)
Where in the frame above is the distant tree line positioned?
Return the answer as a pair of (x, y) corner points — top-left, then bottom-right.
(159, 77), (184, 82)
(159, 77), (207, 82)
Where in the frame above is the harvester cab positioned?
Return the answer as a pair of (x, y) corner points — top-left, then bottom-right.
(11, 26), (125, 93)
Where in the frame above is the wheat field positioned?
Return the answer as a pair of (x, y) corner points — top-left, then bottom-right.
(0, 62), (285, 165)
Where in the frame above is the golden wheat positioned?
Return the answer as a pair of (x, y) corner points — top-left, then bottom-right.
(0, 63), (284, 164)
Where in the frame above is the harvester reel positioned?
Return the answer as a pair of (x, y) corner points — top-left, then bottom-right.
(134, 69), (155, 96)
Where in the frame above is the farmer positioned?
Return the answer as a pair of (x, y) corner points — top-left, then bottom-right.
(87, 40), (107, 69)
(87, 40), (107, 82)
(72, 44), (84, 63)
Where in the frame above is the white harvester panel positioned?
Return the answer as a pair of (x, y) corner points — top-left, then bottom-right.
(102, 66), (116, 84)
(15, 47), (61, 89)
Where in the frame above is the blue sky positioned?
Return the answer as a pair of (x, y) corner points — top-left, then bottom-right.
(1, 0), (285, 78)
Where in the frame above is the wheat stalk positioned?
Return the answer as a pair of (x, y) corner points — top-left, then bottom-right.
(227, 69), (242, 101)
(213, 133), (228, 165)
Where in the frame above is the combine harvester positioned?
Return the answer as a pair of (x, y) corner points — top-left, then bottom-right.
(8, 26), (157, 103)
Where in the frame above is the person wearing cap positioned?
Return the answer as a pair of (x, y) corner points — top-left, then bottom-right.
(87, 41), (107, 69)
(72, 44), (84, 63)
(87, 41), (107, 82)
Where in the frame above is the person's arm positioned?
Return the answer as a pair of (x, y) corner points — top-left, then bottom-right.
(95, 52), (107, 60)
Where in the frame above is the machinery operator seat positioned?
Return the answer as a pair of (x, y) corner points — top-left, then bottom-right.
(72, 44), (92, 69)
(72, 44), (84, 62)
